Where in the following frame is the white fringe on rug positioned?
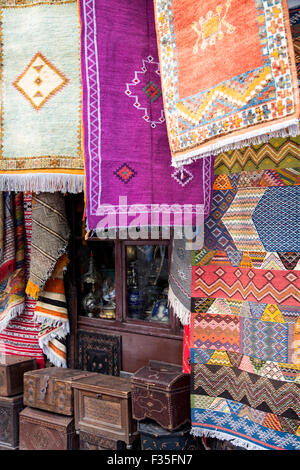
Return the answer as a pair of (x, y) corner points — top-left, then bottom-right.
(0, 303), (24, 333)
(168, 286), (191, 326)
(172, 120), (300, 168)
(191, 426), (266, 451)
(37, 321), (70, 368)
(0, 173), (84, 194)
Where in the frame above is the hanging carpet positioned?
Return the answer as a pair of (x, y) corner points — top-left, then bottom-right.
(0, 193), (44, 368)
(79, 0), (214, 231)
(153, 0), (300, 167)
(0, 0), (84, 193)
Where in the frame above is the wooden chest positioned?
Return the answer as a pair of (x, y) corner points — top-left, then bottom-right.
(23, 367), (97, 416)
(79, 430), (126, 450)
(0, 355), (36, 397)
(72, 374), (137, 447)
(19, 407), (78, 450)
(138, 421), (201, 450)
(0, 394), (24, 450)
(131, 361), (190, 431)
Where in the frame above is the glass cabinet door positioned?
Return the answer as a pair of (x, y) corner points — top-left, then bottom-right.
(77, 240), (117, 320)
(125, 243), (170, 324)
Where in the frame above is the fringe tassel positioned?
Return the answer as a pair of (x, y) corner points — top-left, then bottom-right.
(172, 120), (300, 168)
(0, 302), (24, 333)
(191, 426), (266, 451)
(37, 323), (69, 368)
(34, 314), (70, 334)
(168, 286), (191, 326)
(25, 280), (40, 300)
(0, 173), (84, 194)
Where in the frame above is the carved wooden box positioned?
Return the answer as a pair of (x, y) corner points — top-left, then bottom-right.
(77, 330), (121, 376)
(23, 367), (97, 416)
(0, 394), (24, 450)
(79, 430), (126, 450)
(19, 407), (78, 450)
(131, 361), (190, 431)
(72, 374), (137, 446)
(0, 355), (36, 397)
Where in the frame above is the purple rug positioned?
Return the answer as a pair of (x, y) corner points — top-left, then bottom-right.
(79, 0), (214, 231)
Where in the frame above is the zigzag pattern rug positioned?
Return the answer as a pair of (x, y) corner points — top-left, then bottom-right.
(187, 157), (300, 449)
(170, 8), (300, 448)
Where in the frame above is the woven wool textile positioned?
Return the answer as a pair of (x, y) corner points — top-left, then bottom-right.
(0, 192), (25, 331)
(34, 261), (69, 368)
(26, 192), (70, 300)
(0, 0), (84, 193)
(80, 0), (214, 230)
(186, 151), (300, 448)
(0, 193), (44, 368)
(154, 0), (300, 167)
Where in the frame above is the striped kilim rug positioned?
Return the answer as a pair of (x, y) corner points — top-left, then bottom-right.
(34, 257), (69, 368)
(0, 193), (44, 368)
(154, 0), (300, 166)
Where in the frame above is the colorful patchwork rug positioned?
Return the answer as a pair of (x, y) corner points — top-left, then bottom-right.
(0, 0), (84, 193)
(186, 153), (300, 450)
(154, 0), (300, 167)
(0, 193), (44, 368)
(80, 0), (214, 231)
(26, 192), (70, 300)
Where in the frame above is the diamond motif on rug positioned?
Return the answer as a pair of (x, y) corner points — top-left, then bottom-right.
(124, 55), (165, 127)
(113, 163), (137, 184)
(143, 80), (162, 102)
(171, 167), (194, 187)
(13, 52), (69, 110)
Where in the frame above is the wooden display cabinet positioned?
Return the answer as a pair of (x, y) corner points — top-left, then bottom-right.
(65, 194), (183, 373)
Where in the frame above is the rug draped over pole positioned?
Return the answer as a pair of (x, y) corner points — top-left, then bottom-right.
(79, 0), (214, 231)
(34, 256), (69, 368)
(0, 192), (25, 331)
(24, 192), (70, 367)
(26, 192), (70, 300)
(153, 0), (300, 167)
(0, 0), (84, 193)
(0, 193), (44, 368)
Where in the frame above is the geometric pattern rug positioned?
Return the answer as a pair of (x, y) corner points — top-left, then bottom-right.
(0, 0), (84, 193)
(187, 161), (300, 449)
(154, 0), (300, 166)
(188, 140), (300, 448)
(80, 0), (214, 231)
(187, 153), (300, 449)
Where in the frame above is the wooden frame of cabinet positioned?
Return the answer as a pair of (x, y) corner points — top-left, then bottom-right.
(65, 194), (183, 373)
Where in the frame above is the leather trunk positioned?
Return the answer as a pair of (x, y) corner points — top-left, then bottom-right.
(79, 431), (126, 450)
(131, 361), (190, 431)
(23, 367), (97, 416)
(0, 394), (24, 449)
(0, 355), (37, 397)
(19, 407), (79, 450)
(72, 373), (137, 446)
